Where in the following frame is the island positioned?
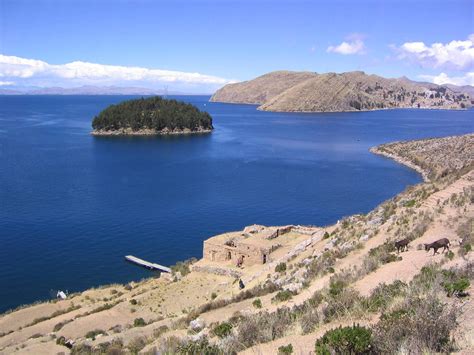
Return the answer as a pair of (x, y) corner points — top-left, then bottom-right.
(210, 70), (473, 112)
(91, 96), (213, 136)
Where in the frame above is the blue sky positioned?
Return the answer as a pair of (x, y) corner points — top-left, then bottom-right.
(0, 0), (473, 93)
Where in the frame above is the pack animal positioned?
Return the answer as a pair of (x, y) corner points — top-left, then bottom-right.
(424, 238), (450, 255)
(395, 238), (410, 253)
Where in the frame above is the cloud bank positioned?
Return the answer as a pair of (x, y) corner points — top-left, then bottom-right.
(396, 35), (474, 70)
(0, 55), (234, 92)
(419, 72), (474, 86)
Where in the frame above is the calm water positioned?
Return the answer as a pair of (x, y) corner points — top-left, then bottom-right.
(0, 95), (472, 312)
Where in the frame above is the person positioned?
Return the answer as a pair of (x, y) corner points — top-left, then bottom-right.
(239, 279), (245, 289)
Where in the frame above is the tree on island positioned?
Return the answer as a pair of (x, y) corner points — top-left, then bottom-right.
(92, 96), (213, 133)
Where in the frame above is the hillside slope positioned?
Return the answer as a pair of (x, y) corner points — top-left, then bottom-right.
(211, 70), (473, 112)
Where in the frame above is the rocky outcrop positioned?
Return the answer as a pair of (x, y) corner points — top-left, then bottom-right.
(211, 70), (472, 112)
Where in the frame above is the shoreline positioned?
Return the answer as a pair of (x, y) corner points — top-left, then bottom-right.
(90, 127), (213, 136)
(369, 146), (430, 182)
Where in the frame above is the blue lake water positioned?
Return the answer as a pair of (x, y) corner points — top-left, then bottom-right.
(0, 95), (472, 312)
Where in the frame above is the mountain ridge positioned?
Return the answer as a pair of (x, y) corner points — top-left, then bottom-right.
(210, 70), (473, 112)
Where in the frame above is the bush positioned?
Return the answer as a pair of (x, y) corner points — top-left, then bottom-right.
(170, 258), (197, 277)
(364, 280), (407, 312)
(128, 336), (147, 354)
(212, 322), (233, 338)
(133, 318), (146, 327)
(372, 294), (457, 354)
(85, 329), (106, 340)
(275, 262), (287, 273)
(315, 324), (373, 355)
(298, 304), (320, 334)
(272, 290), (294, 303)
(176, 337), (221, 354)
(234, 308), (293, 349)
(278, 343), (294, 354)
(443, 277), (470, 297)
(252, 298), (262, 309)
(323, 287), (361, 322)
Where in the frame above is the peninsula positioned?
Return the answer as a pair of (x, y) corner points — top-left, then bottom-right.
(91, 97), (213, 136)
(210, 70), (473, 112)
(0, 133), (472, 354)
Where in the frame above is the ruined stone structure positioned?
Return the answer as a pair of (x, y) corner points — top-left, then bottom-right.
(203, 225), (294, 266)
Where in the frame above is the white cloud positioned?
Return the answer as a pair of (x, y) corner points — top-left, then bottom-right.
(419, 72), (474, 86)
(327, 35), (365, 55)
(0, 54), (234, 91)
(396, 35), (474, 70)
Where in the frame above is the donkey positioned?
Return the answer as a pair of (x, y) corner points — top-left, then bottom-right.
(424, 238), (450, 255)
(395, 238), (410, 253)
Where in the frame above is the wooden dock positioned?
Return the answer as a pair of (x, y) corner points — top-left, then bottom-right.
(125, 255), (171, 273)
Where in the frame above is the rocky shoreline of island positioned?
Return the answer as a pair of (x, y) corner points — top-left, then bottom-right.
(91, 127), (213, 136)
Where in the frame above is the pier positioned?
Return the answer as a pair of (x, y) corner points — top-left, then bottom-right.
(125, 255), (171, 273)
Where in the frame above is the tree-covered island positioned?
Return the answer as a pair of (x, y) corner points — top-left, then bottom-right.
(91, 96), (213, 136)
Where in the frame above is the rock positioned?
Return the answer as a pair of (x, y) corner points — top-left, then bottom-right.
(324, 240), (335, 251)
(284, 282), (303, 293)
(189, 318), (205, 331)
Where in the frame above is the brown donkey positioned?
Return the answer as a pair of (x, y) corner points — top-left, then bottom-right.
(424, 238), (450, 255)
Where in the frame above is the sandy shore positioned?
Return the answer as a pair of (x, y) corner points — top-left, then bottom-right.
(91, 127), (212, 136)
(370, 146), (430, 182)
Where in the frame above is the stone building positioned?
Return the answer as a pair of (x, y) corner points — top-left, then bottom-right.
(203, 225), (294, 266)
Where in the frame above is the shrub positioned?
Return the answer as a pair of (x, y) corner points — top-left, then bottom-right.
(404, 199), (416, 208)
(372, 294), (457, 354)
(275, 263), (287, 273)
(298, 304), (320, 334)
(252, 298), (262, 309)
(53, 319), (73, 332)
(85, 329), (106, 340)
(128, 336), (147, 354)
(212, 322), (233, 338)
(445, 250), (455, 260)
(272, 290), (294, 303)
(170, 257), (197, 277)
(153, 325), (170, 339)
(176, 337), (221, 354)
(133, 318), (146, 327)
(364, 280), (407, 312)
(315, 324), (373, 355)
(443, 277), (470, 297)
(323, 287), (361, 322)
(278, 343), (294, 354)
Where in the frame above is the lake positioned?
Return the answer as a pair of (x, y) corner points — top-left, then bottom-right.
(0, 95), (472, 313)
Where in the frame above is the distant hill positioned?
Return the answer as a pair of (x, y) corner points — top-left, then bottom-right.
(0, 85), (190, 96)
(211, 70), (473, 112)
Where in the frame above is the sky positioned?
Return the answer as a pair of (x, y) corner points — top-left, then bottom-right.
(0, 0), (473, 93)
